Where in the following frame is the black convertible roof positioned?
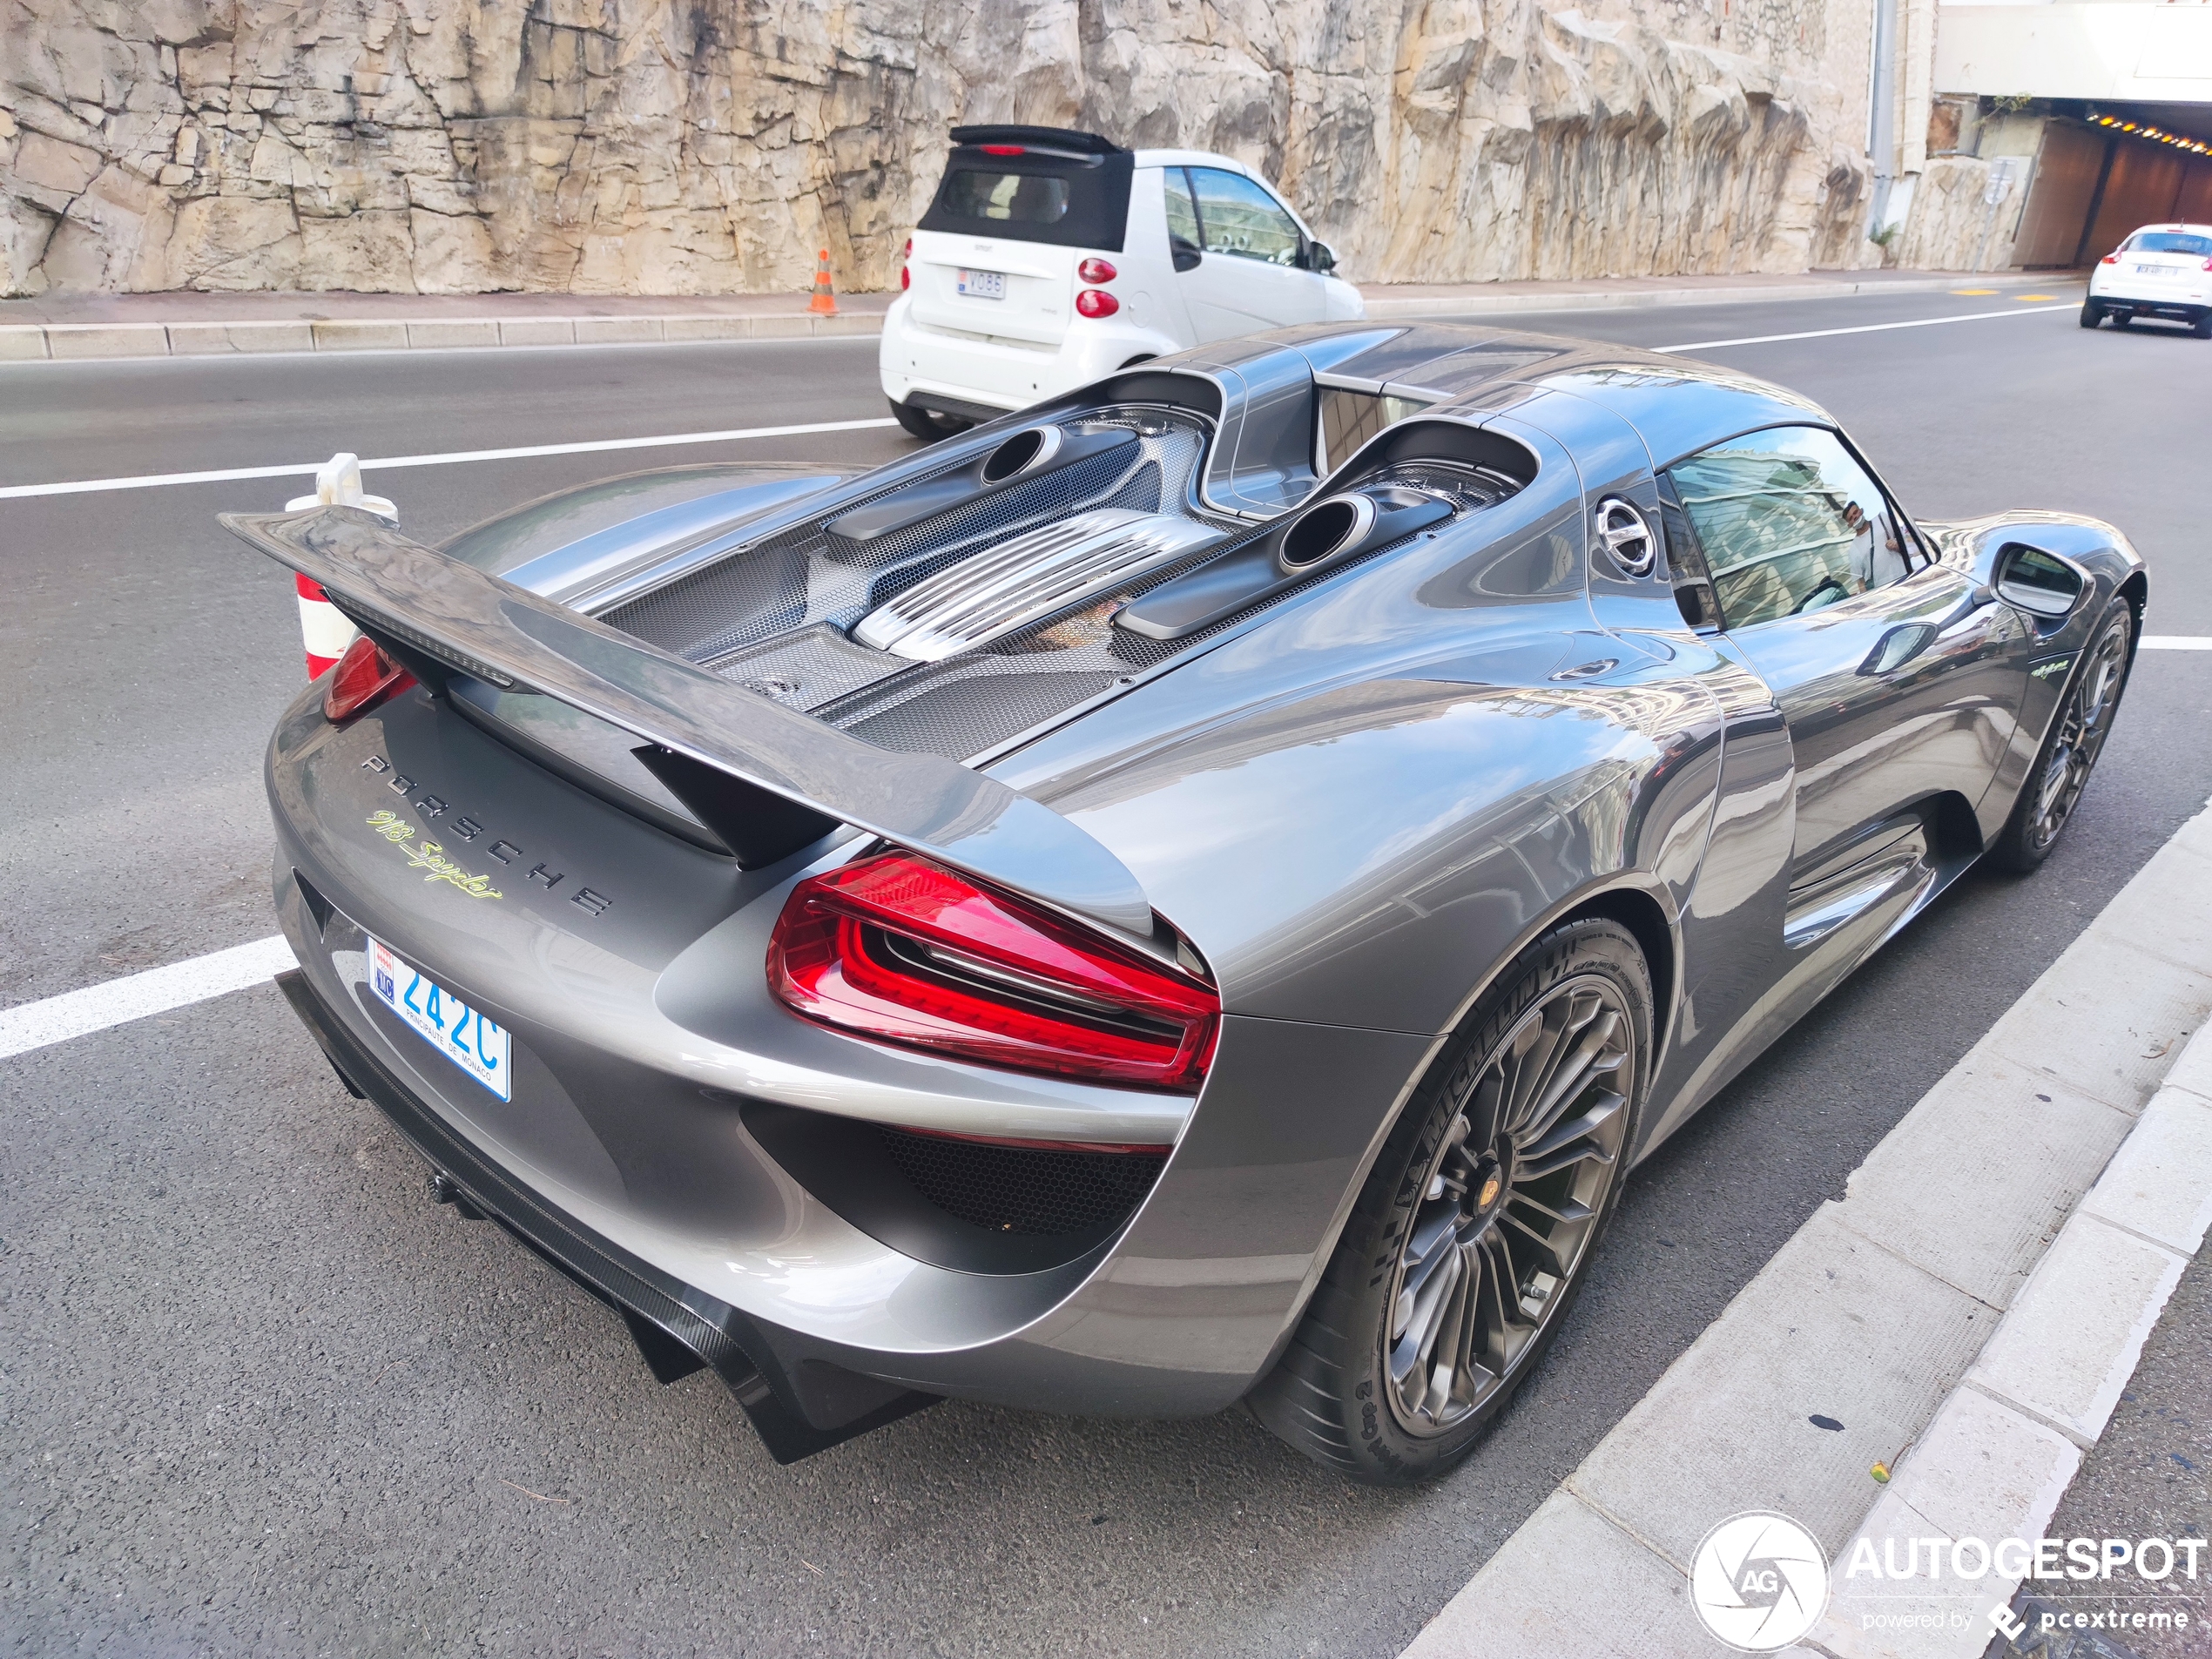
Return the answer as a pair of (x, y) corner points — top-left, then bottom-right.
(947, 125), (1125, 155)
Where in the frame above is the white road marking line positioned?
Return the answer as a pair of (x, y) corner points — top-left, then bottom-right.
(0, 935), (297, 1061)
(2143, 636), (2212, 651)
(0, 415), (900, 502)
(1658, 301), (2078, 353)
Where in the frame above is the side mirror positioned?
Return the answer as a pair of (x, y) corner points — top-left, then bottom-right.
(1306, 239), (1337, 273)
(1170, 235), (1202, 273)
(1993, 541), (2087, 620)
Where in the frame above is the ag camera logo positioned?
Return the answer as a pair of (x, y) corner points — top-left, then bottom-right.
(1690, 1511), (1831, 1651)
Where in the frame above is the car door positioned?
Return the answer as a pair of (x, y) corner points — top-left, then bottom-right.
(1665, 425), (2027, 889)
(1168, 165), (1330, 340)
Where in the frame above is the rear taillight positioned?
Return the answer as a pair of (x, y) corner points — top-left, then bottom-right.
(1076, 288), (1120, 319)
(767, 853), (1218, 1090)
(2102, 253), (2120, 264)
(1077, 257), (1117, 284)
(323, 633), (415, 722)
(981, 144), (1025, 156)
(900, 237), (912, 291)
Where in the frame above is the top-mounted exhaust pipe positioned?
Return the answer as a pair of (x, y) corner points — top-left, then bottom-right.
(826, 421), (1137, 543)
(1116, 485), (1453, 642)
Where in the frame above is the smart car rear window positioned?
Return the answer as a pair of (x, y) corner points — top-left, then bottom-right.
(939, 171), (1070, 226)
(2129, 232), (2212, 257)
(919, 149), (1133, 251)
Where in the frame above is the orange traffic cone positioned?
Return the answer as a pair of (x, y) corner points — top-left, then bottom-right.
(808, 248), (839, 315)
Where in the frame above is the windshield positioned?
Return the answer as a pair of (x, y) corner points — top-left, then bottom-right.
(2128, 232), (2212, 257)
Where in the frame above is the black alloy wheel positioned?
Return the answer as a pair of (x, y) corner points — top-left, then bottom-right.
(1988, 598), (2135, 873)
(1250, 917), (1649, 1485)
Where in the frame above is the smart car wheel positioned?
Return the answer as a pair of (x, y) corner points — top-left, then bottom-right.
(888, 397), (968, 442)
(1987, 598), (2135, 873)
(1249, 917), (1649, 1486)
(2079, 301), (2102, 329)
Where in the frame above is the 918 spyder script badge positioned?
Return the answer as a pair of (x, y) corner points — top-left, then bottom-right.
(359, 753), (613, 917)
(366, 810), (505, 900)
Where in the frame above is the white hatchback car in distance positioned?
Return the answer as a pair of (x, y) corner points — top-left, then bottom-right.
(2082, 222), (2212, 337)
(880, 125), (1365, 437)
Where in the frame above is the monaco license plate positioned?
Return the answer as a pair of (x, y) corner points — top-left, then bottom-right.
(368, 936), (511, 1101)
(956, 267), (1007, 300)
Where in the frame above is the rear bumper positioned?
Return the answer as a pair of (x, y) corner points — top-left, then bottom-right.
(879, 294), (1182, 415)
(2087, 280), (2209, 319)
(275, 964), (936, 1461)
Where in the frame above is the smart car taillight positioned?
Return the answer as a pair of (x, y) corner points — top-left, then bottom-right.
(323, 632), (415, 722)
(1078, 257), (1117, 284)
(1076, 288), (1120, 319)
(767, 853), (1218, 1090)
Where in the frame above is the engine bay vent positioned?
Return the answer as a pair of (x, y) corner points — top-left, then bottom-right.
(852, 509), (1224, 662)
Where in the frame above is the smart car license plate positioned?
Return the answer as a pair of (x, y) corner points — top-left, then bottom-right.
(956, 268), (1007, 300)
(368, 936), (511, 1101)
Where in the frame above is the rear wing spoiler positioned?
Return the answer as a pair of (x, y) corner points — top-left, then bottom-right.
(221, 505), (1159, 943)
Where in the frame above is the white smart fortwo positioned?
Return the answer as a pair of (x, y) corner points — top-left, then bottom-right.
(880, 125), (1365, 437)
(2082, 222), (2212, 337)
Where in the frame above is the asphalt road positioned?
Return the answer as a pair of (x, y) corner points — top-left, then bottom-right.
(6, 284), (2212, 1657)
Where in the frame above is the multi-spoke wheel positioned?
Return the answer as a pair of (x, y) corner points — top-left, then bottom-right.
(1250, 917), (1650, 1485)
(1988, 599), (2135, 873)
(1384, 979), (1633, 1434)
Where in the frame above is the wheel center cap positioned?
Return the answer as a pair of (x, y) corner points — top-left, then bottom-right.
(1468, 1154), (1507, 1223)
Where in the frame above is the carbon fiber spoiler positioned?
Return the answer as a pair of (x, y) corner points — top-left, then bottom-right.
(222, 504), (1159, 942)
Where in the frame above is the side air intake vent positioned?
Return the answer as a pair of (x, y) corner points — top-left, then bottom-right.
(853, 508), (1224, 662)
(876, 1129), (1169, 1238)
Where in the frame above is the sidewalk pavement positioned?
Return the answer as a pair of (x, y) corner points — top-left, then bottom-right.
(0, 268), (2069, 362)
(1402, 801), (2212, 1658)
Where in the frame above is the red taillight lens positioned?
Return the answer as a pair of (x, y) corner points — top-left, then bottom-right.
(1077, 257), (1117, 284)
(2102, 253), (2120, 264)
(767, 853), (1219, 1090)
(900, 236), (914, 290)
(1075, 287), (1120, 319)
(323, 632), (415, 722)
(980, 144), (1026, 156)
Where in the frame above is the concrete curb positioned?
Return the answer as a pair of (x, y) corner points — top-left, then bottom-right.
(1401, 800), (2212, 1659)
(0, 273), (2065, 364)
(0, 309), (885, 363)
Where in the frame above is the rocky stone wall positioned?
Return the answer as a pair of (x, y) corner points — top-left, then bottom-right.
(1, 0), (1880, 298)
(1892, 154), (2024, 273)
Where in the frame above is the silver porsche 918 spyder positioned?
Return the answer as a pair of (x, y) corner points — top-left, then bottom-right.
(227, 321), (2141, 1485)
